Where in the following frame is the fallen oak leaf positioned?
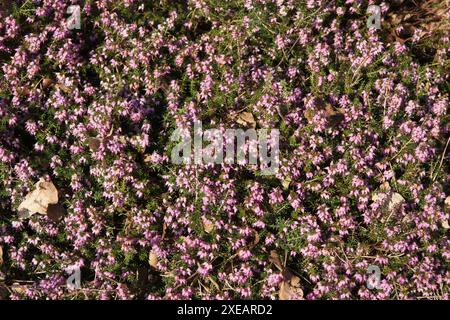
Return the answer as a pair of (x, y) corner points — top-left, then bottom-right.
(279, 272), (304, 300)
(149, 250), (158, 269)
(278, 281), (292, 300)
(268, 251), (304, 300)
(18, 178), (58, 218)
(55, 83), (72, 93)
(371, 182), (405, 220)
(202, 218), (214, 234)
(380, 181), (391, 192)
(371, 182), (391, 202)
(143, 154), (153, 163)
(235, 111), (256, 128)
(11, 283), (25, 295)
(387, 192), (405, 212)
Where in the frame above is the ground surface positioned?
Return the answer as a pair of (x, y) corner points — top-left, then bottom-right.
(0, 0), (449, 300)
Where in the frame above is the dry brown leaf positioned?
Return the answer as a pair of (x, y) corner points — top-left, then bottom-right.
(279, 271), (304, 300)
(325, 104), (345, 126)
(386, 0), (448, 45)
(304, 98), (344, 125)
(372, 184), (405, 222)
(118, 136), (127, 144)
(202, 218), (214, 234)
(380, 182), (391, 192)
(372, 182), (390, 202)
(18, 178), (58, 218)
(11, 283), (25, 295)
(372, 182), (405, 218)
(290, 274), (300, 287)
(445, 196), (450, 211)
(304, 108), (315, 122)
(149, 250), (158, 268)
(86, 137), (101, 151)
(269, 250), (283, 271)
(17, 86), (30, 96)
(42, 78), (53, 89)
(279, 281), (304, 300)
(55, 83), (72, 93)
(252, 230), (260, 246)
(278, 281), (291, 300)
(269, 251), (304, 300)
(236, 112), (256, 128)
(387, 192), (405, 212)
(144, 154), (153, 163)
(161, 222), (167, 240)
(0, 245), (3, 266)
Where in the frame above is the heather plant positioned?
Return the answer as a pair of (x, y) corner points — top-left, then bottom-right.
(0, 0), (448, 300)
